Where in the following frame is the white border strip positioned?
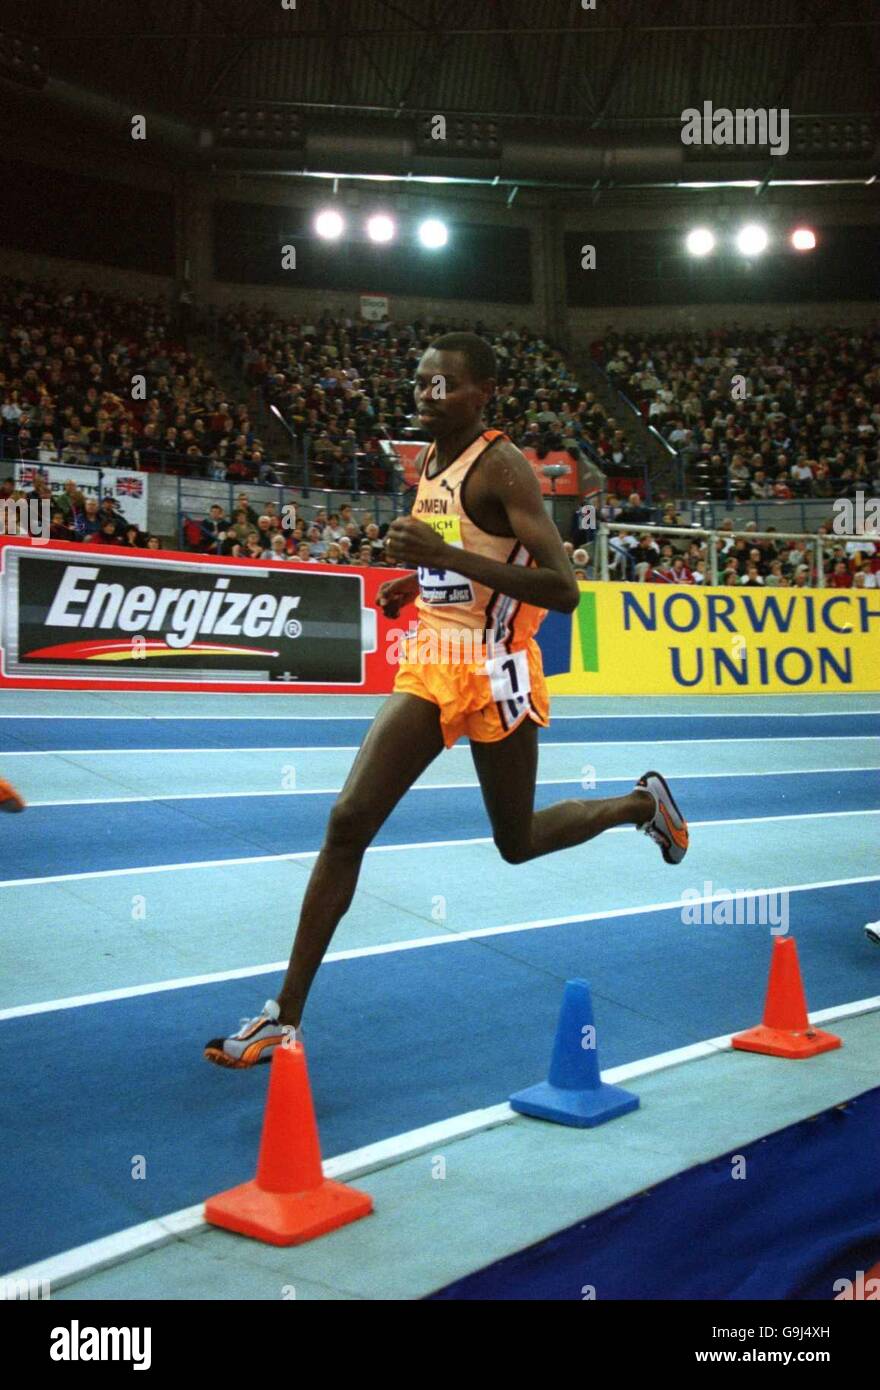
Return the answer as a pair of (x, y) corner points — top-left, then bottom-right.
(2, 874), (878, 1020)
(2, 811), (878, 890)
(23, 765), (880, 808)
(7, 993), (878, 1295)
(1, 710), (876, 721)
(3, 734), (878, 758)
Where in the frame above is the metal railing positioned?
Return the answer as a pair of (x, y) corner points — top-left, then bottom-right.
(596, 521), (872, 588)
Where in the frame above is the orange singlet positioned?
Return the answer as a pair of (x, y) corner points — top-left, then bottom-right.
(392, 429), (551, 748)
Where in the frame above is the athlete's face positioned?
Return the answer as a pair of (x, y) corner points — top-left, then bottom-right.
(413, 350), (494, 438)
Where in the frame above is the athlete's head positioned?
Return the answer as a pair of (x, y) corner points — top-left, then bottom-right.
(414, 333), (496, 438)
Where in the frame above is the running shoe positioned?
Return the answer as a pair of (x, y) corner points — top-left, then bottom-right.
(204, 999), (302, 1068)
(636, 770), (689, 865)
(0, 779), (25, 812)
(865, 921), (880, 947)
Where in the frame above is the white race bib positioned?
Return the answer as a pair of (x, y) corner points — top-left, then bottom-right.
(484, 649), (531, 708)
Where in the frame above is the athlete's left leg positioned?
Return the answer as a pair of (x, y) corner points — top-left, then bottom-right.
(470, 717), (652, 864)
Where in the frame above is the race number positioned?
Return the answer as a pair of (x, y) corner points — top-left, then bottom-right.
(484, 649), (531, 708)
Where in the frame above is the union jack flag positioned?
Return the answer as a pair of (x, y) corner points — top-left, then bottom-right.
(114, 476), (144, 497)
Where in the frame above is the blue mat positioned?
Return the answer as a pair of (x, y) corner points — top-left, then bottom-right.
(429, 1088), (880, 1300)
(0, 881), (876, 1271)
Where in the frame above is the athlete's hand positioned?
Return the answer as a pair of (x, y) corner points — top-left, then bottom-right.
(385, 516), (448, 567)
(376, 574), (420, 620)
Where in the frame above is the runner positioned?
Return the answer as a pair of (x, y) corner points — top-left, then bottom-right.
(205, 333), (689, 1067)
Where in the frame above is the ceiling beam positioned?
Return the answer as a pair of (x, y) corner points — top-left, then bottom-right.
(200, 0), (272, 103)
(391, 0), (469, 115)
(588, 0), (671, 129)
(491, 0), (531, 116)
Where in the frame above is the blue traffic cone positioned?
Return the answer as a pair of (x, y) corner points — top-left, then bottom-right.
(510, 980), (640, 1128)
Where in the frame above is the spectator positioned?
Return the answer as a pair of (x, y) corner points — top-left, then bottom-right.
(200, 504), (229, 553)
(307, 524), (328, 557)
(619, 491), (651, 525)
(98, 495), (126, 538)
(634, 533), (661, 580)
(95, 519), (124, 546)
(244, 531), (267, 561)
(74, 497), (102, 541)
(740, 564), (764, 587)
(323, 512), (345, 543)
(764, 560), (785, 587)
(49, 509), (76, 542)
(670, 556), (694, 584)
(830, 560), (853, 588)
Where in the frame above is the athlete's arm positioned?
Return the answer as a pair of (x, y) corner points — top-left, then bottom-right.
(385, 443), (580, 614)
(375, 572), (420, 618)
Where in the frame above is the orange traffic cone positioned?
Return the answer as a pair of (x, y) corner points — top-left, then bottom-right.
(205, 1042), (373, 1245)
(732, 937), (841, 1059)
(0, 779), (26, 812)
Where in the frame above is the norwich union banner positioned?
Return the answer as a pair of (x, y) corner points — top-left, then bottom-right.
(537, 582), (880, 695)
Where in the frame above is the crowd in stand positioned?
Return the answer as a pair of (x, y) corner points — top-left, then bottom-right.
(583, 495), (879, 588)
(221, 304), (626, 484)
(0, 474), (162, 549)
(2, 277), (878, 588)
(0, 278), (272, 482)
(1, 277), (632, 490)
(192, 496), (396, 566)
(595, 326), (880, 505)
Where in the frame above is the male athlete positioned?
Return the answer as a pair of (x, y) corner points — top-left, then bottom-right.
(205, 333), (689, 1066)
(0, 779), (25, 812)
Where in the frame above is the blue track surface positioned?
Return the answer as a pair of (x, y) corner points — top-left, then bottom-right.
(1, 712), (878, 752)
(4, 771), (878, 880)
(0, 881), (875, 1270)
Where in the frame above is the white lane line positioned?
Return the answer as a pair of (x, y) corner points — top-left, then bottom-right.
(2, 875), (878, 1020)
(0, 710), (876, 721)
(6, 993), (877, 1294)
(1, 811), (878, 891)
(2, 735), (877, 757)
(22, 766), (880, 808)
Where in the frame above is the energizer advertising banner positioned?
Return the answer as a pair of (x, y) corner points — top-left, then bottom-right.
(0, 545), (377, 685)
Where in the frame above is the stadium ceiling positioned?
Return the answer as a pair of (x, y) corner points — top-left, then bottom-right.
(3, 0), (879, 190)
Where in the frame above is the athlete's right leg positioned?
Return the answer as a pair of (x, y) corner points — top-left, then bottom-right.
(205, 693), (445, 1065)
(275, 692), (445, 1025)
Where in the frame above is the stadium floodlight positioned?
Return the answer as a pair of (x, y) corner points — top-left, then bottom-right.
(418, 218), (449, 249)
(366, 214), (396, 243)
(685, 228), (715, 257)
(791, 227), (817, 251)
(736, 224), (769, 256)
(314, 209), (345, 240)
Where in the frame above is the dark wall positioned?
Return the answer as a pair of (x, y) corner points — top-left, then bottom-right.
(0, 159), (175, 277)
(213, 200), (533, 304)
(565, 225), (880, 307)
